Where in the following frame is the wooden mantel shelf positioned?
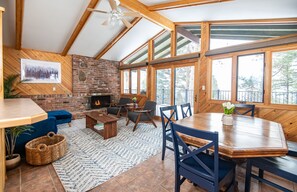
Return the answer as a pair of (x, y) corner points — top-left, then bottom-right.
(0, 98), (47, 128)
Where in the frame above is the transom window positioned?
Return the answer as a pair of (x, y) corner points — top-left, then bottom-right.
(123, 44), (148, 64)
(176, 25), (201, 56)
(154, 31), (171, 60)
(210, 24), (297, 50)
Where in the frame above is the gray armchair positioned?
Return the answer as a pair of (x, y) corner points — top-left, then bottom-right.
(126, 100), (157, 131)
(107, 97), (132, 117)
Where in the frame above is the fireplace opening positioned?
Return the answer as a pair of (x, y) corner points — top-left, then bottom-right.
(90, 95), (111, 109)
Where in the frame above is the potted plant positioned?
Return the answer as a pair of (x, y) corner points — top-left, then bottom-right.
(222, 102), (235, 126)
(132, 97), (137, 103)
(5, 125), (33, 169)
(4, 74), (30, 169)
(4, 74), (21, 98)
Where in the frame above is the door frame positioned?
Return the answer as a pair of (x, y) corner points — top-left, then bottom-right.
(152, 61), (198, 114)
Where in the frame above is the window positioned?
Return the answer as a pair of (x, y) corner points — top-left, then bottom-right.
(131, 70), (137, 94)
(123, 70), (129, 94)
(121, 68), (147, 95)
(156, 68), (171, 116)
(210, 24), (297, 50)
(211, 58), (232, 100)
(154, 31), (171, 60)
(271, 50), (297, 105)
(123, 44), (148, 64)
(140, 68), (147, 95)
(176, 25), (200, 56)
(237, 53), (265, 103)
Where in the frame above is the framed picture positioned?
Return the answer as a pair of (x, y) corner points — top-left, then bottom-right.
(21, 59), (61, 83)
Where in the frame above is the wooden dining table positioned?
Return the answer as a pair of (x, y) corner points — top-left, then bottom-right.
(175, 113), (288, 158)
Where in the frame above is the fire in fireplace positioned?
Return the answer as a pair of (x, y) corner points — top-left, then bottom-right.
(90, 95), (111, 109)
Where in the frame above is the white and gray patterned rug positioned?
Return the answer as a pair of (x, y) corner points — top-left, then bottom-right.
(52, 118), (162, 192)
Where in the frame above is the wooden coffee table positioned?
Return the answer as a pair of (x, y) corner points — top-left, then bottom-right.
(85, 111), (118, 140)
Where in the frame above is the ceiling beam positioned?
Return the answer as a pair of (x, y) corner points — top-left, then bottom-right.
(95, 17), (142, 60)
(176, 27), (199, 43)
(61, 0), (101, 56)
(119, 0), (175, 31)
(15, 0), (24, 50)
(148, 0), (233, 11)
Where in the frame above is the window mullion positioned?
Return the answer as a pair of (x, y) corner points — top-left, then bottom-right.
(264, 51), (272, 105)
(231, 55), (237, 103)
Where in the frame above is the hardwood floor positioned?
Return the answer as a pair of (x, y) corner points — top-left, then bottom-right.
(5, 150), (297, 192)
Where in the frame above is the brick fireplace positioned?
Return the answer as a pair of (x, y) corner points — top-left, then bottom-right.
(89, 95), (111, 109)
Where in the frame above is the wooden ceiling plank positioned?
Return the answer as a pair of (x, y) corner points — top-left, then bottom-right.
(148, 0), (233, 11)
(15, 0), (24, 50)
(119, 0), (174, 31)
(176, 27), (199, 43)
(61, 0), (101, 56)
(95, 17), (142, 60)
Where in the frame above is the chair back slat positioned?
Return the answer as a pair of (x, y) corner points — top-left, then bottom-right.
(170, 122), (219, 182)
(160, 105), (178, 131)
(234, 104), (255, 117)
(180, 103), (192, 118)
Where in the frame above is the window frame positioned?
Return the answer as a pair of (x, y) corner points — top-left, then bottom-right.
(270, 48), (297, 106)
(210, 57), (233, 101)
(208, 43), (297, 109)
(121, 42), (149, 65)
(121, 67), (148, 96)
(236, 52), (265, 103)
(175, 24), (201, 56)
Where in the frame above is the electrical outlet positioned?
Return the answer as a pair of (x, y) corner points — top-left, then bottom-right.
(53, 86), (56, 91)
(202, 85), (206, 90)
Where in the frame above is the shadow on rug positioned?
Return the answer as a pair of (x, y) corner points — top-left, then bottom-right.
(52, 118), (162, 192)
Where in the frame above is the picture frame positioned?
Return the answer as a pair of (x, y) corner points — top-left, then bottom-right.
(21, 59), (61, 83)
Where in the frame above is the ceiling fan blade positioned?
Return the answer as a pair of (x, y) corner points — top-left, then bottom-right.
(123, 12), (141, 18)
(87, 8), (108, 14)
(121, 18), (132, 28)
(108, 0), (117, 10)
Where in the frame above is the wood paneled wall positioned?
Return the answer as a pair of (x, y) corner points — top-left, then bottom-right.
(3, 47), (72, 95)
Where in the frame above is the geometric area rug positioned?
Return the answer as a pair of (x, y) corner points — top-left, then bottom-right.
(52, 118), (162, 192)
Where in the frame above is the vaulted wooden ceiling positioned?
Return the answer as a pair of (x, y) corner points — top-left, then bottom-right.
(1, 0), (297, 62)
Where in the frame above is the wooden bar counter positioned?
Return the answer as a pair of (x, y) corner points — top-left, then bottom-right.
(0, 99), (47, 191)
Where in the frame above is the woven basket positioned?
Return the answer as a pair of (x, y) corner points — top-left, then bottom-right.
(25, 132), (67, 165)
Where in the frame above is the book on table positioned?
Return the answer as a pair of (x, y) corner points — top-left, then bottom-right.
(94, 122), (104, 131)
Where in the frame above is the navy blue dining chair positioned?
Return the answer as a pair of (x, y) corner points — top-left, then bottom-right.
(180, 103), (192, 119)
(287, 141), (297, 157)
(245, 141), (297, 192)
(170, 122), (236, 192)
(234, 104), (255, 117)
(245, 154), (297, 192)
(160, 105), (178, 160)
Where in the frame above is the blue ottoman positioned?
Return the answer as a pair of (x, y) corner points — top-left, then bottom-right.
(47, 110), (72, 126)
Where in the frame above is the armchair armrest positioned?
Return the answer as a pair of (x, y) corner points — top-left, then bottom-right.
(134, 109), (151, 113)
(107, 102), (117, 107)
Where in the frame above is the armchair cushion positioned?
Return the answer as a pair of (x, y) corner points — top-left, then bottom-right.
(126, 100), (157, 131)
